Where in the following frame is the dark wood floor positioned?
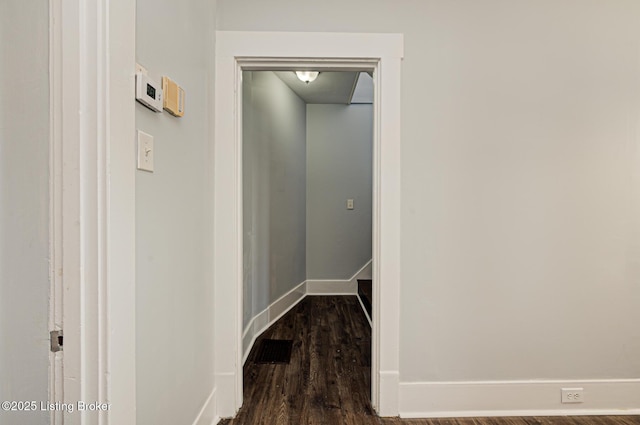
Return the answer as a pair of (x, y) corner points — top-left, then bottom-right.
(220, 295), (640, 425)
(221, 295), (376, 425)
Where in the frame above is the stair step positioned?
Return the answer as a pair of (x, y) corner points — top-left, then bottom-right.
(357, 279), (372, 319)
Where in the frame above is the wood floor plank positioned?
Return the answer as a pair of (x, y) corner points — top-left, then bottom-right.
(220, 296), (640, 425)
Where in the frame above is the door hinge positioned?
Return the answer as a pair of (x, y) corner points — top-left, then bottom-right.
(50, 330), (63, 352)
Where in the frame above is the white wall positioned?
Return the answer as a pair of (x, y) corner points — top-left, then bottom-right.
(217, 0), (640, 404)
(0, 1), (50, 424)
(306, 104), (372, 279)
(242, 71), (307, 329)
(135, 0), (216, 424)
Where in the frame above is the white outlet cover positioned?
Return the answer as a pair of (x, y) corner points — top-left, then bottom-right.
(347, 199), (354, 210)
(561, 388), (584, 403)
(137, 130), (154, 172)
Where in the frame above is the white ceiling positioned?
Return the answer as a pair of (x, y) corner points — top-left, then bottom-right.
(273, 71), (373, 105)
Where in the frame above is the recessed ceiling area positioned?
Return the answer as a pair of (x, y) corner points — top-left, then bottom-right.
(273, 71), (373, 105)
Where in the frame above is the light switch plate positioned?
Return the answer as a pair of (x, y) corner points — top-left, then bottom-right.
(347, 199), (354, 210)
(137, 130), (154, 172)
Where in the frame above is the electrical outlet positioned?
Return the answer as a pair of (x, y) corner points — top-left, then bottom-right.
(347, 199), (354, 210)
(561, 388), (584, 404)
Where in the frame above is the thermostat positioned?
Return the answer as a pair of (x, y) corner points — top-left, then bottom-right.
(135, 72), (163, 112)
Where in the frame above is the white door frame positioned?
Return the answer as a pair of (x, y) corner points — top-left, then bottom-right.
(50, 1), (136, 424)
(214, 31), (403, 418)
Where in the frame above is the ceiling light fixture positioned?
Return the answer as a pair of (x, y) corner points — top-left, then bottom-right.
(295, 71), (319, 84)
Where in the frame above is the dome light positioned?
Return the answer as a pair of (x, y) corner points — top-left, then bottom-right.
(295, 71), (319, 84)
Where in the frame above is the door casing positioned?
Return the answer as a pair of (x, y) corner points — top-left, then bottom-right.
(214, 31), (403, 417)
(50, 1), (137, 424)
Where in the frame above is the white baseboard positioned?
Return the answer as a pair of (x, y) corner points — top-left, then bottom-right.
(379, 370), (400, 417)
(242, 308), (268, 361)
(355, 259), (372, 326)
(399, 379), (640, 418)
(192, 388), (219, 425)
(306, 259), (372, 295)
(356, 292), (372, 327)
(214, 373), (237, 419)
(306, 279), (357, 294)
(242, 280), (306, 363)
(350, 259), (372, 282)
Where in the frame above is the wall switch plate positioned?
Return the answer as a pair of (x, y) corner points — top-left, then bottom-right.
(561, 388), (584, 403)
(347, 199), (354, 210)
(137, 130), (154, 172)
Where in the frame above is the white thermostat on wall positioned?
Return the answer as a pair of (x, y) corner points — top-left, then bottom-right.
(135, 72), (163, 112)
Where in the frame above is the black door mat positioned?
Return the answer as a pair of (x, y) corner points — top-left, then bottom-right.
(254, 339), (293, 364)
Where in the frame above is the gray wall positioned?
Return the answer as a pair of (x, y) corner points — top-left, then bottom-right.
(135, 0), (216, 424)
(243, 71), (307, 329)
(219, 0), (640, 383)
(306, 104), (372, 280)
(0, 1), (50, 424)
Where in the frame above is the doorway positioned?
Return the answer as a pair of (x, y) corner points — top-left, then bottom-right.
(214, 31), (403, 418)
(241, 68), (375, 411)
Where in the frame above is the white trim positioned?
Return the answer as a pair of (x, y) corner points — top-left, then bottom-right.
(306, 260), (372, 295)
(242, 309), (269, 363)
(215, 31), (403, 418)
(49, 2), (63, 423)
(351, 259), (373, 282)
(356, 295), (372, 327)
(372, 32), (403, 416)
(216, 32), (404, 59)
(306, 280), (357, 295)
(56, 3), (83, 420)
(270, 282), (308, 324)
(53, 0), (136, 424)
(191, 388), (220, 425)
(57, 1), (104, 421)
(399, 379), (640, 418)
(242, 281), (307, 363)
(214, 373), (237, 419)
(380, 371), (400, 415)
